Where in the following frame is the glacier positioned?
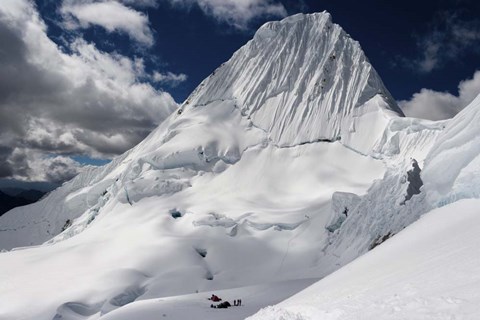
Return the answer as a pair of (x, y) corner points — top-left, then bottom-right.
(0, 11), (478, 320)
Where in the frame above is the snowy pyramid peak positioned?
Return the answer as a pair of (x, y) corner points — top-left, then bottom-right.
(182, 11), (403, 148)
(0, 11), (410, 250)
(0, 11), (458, 320)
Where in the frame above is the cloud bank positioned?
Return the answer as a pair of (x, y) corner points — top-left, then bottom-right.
(399, 71), (480, 120)
(0, 0), (177, 182)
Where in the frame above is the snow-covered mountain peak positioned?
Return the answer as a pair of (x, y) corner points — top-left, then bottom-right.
(0, 12), (459, 320)
(183, 12), (403, 149)
(254, 11), (333, 38)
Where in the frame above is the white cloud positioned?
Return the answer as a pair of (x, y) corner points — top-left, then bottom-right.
(0, 0), (178, 182)
(61, 0), (154, 46)
(7, 149), (83, 183)
(167, 0), (287, 30)
(153, 71), (188, 87)
(399, 71), (480, 120)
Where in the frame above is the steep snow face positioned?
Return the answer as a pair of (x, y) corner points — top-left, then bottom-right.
(422, 94), (480, 207)
(184, 12), (402, 150)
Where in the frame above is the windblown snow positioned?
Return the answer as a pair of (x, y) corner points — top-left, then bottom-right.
(0, 11), (478, 320)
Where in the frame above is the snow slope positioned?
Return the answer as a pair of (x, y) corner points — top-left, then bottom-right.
(248, 199), (480, 320)
(0, 11), (457, 320)
(101, 278), (317, 320)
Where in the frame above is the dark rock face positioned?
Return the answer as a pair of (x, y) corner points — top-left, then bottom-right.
(401, 159), (423, 205)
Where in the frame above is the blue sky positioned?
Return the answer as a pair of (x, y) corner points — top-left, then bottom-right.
(38, 0), (480, 103)
(0, 0), (479, 184)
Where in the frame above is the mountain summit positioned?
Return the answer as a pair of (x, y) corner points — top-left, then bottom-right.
(185, 12), (403, 149)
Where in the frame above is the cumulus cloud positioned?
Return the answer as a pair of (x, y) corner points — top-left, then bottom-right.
(167, 0), (287, 30)
(0, 0), (178, 182)
(61, 0), (154, 46)
(6, 149), (83, 183)
(153, 71), (188, 87)
(411, 12), (480, 73)
(399, 71), (480, 120)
